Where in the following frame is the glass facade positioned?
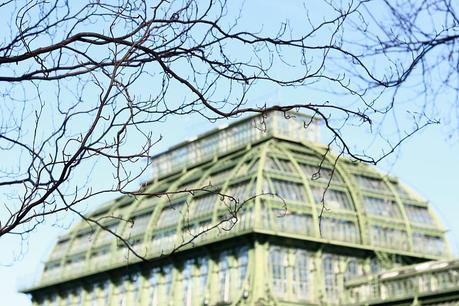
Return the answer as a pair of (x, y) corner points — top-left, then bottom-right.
(28, 111), (455, 306)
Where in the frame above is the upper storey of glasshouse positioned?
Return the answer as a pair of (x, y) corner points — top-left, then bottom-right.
(39, 111), (450, 287)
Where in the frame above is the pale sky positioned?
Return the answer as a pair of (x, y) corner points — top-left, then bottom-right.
(1, 1), (459, 306)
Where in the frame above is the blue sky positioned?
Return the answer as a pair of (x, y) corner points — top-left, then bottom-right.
(1, 1), (459, 305)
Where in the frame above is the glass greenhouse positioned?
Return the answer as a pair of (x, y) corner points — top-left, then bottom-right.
(23, 111), (459, 305)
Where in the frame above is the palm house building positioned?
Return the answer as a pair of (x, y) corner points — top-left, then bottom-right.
(24, 111), (459, 306)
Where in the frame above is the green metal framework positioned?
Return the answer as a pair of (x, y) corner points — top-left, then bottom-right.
(23, 111), (454, 306)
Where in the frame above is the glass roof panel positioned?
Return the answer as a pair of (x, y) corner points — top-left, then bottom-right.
(190, 193), (218, 218)
(370, 225), (409, 250)
(320, 218), (360, 244)
(272, 209), (315, 236)
(269, 179), (306, 202)
(299, 163), (343, 183)
(404, 204), (435, 225)
(156, 202), (185, 229)
(353, 175), (389, 192)
(93, 222), (119, 246)
(362, 196), (401, 219)
(311, 187), (353, 210)
(412, 233), (446, 256)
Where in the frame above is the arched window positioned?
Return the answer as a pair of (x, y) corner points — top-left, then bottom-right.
(270, 247), (288, 297)
(149, 268), (159, 306)
(345, 259), (359, 282)
(182, 260), (193, 306)
(132, 272), (142, 304)
(323, 255), (338, 300)
(163, 265), (174, 300)
(370, 258), (380, 274)
(115, 277), (127, 306)
(89, 284), (98, 306)
(218, 251), (231, 302)
(75, 288), (83, 306)
(238, 247), (249, 289)
(198, 257), (209, 300)
(102, 280), (112, 302)
(292, 250), (309, 299)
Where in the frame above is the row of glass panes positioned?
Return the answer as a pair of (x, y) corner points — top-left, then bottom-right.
(68, 231), (95, 254)
(140, 209), (254, 255)
(49, 239), (71, 259)
(222, 181), (253, 207)
(234, 158), (259, 177)
(264, 178), (306, 202)
(178, 158), (247, 191)
(137, 207), (254, 255)
(320, 218), (360, 243)
(129, 186), (249, 235)
(265, 157), (295, 173)
(361, 195), (436, 227)
(132, 180), (256, 232)
(50, 222), (117, 261)
(370, 225), (409, 250)
(273, 111), (320, 143)
(362, 196), (401, 219)
(404, 204), (435, 225)
(156, 201), (185, 228)
(271, 209), (315, 236)
(265, 155), (345, 186)
(353, 174), (390, 192)
(154, 114), (318, 184)
(190, 194), (217, 217)
(36, 248), (249, 306)
(181, 220), (213, 243)
(269, 247), (367, 304)
(311, 186), (353, 210)
(151, 115), (267, 178)
(299, 163), (343, 184)
(269, 246), (312, 300)
(217, 208), (253, 233)
(412, 233), (446, 256)
(206, 167), (234, 185)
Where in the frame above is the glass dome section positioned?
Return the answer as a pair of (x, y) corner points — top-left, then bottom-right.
(38, 112), (449, 287)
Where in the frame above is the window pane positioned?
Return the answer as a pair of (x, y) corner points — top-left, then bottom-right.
(412, 233), (446, 256)
(300, 163), (342, 183)
(69, 231), (95, 254)
(363, 197), (401, 219)
(127, 213), (151, 236)
(265, 157), (294, 173)
(273, 209), (315, 236)
(270, 247), (288, 298)
(94, 223), (119, 246)
(156, 202), (184, 228)
(270, 179), (305, 202)
(312, 187), (353, 210)
(292, 250), (309, 299)
(190, 194), (217, 218)
(370, 225), (408, 250)
(320, 218), (360, 243)
(151, 230), (176, 252)
(238, 247), (249, 289)
(218, 252), (231, 302)
(182, 260), (193, 306)
(354, 175), (389, 192)
(404, 204), (435, 225)
(149, 268), (159, 306)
